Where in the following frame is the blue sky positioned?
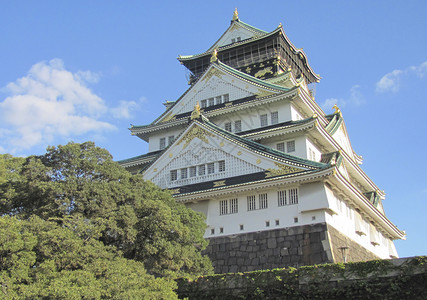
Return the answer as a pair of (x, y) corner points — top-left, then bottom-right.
(1, 1), (426, 258)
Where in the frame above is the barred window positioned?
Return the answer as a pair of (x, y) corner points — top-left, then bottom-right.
(207, 162), (215, 174)
(271, 111), (279, 124)
(201, 99), (207, 108)
(208, 98), (215, 106)
(260, 114), (268, 127)
(247, 195), (256, 211)
(230, 198), (238, 214)
(168, 135), (175, 146)
(225, 122), (232, 132)
(277, 142), (285, 152)
(170, 170), (177, 181)
(180, 168), (188, 179)
(223, 94), (230, 102)
(218, 160), (225, 172)
(289, 188), (298, 204)
(189, 166), (197, 177)
(265, 221), (270, 227)
(287, 140), (295, 153)
(259, 193), (268, 209)
(234, 120), (242, 132)
(160, 137), (166, 150)
(278, 190), (287, 206)
(198, 164), (205, 176)
(219, 200), (228, 215)
(215, 96), (222, 105)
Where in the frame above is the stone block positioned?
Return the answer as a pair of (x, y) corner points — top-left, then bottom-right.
(252, 257), (259, 265)
(267, 238), (277, 249)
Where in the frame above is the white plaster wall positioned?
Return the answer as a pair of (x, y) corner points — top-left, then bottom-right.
(148, 128), (185, 152)
(216, 25), (256, 48)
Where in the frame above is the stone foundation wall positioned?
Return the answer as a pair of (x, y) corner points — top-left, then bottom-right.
(204, 222), (380, 273)
(204, 223), (333, 273)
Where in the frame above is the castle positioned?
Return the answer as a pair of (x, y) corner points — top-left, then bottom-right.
(119, 10), (405, 273)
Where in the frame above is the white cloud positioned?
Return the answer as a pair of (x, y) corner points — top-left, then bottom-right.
(111, 100), (138, 119)
(376, 60), (427, 93)
(0, 59), (115, 153)
(321, 85), (364, 111)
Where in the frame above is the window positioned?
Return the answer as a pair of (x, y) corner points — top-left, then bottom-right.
(287, 140), (295, 152)
(259, 193), (268, 209)
(218, 160), (225, 172)
(160, 137), (166, 150)
(180, 168), (188, 179)
(236, 37), (241, 42)
(189, 166), (197, 177)
(231, 38), (236, 43)
(265, 221), (270, 227)
(220, 227), (224, 234)
(247, 195), (256, 211)
(230, 198), (238, 214)
(294, 217), (299, 223)
(260, 114), (268, 127)
(208, 98), (215, 106)
(220, 200), (228, 215)
(309, 148), (316, 161)
(215, 96), (222, 105)
(168, 135), (174, 146)
(277, 142), (285, 152)
(170, 170), (177, 181)
(275, 219), (280, 226)
(211, 228), (215, 235)
(207, 162), (215, 174)
(223, 94), (229, 102)
(234, 120), (242, 132)
(289, 188), (298, 204)
(271, 111), (278, 124)
(201, 99), (207, 108)
(225, 122), (232, 132)
(240, 224), (244, 231)
(198, 164), (205, 176)
(278, 190), (287, 206)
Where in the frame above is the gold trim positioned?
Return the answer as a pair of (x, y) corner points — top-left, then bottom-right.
(237, 151), (242, 156)
(220, 142), (224, 147)
(177, 126), (215, 149)
(202, 67), (223, 82)
(168, 153), (173, 158)
(256, 159), (261, 164)
(213, 180), (226, 187)
(254, 67), (273, 78)
(265, 162), (302, 178)
(153, 168), (158, 172)
(256, 88), (275, 98)
(169, 188), (180, 195)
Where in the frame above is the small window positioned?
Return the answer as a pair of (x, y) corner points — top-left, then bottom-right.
(189, 166), (197, 177)
(208, 98), (215, 106)
(168, 135), (174, 146)
(220, 200), (228, 215)
(277, 142), (285, 152)
(207, 162), (215, 174)
(160, 137), (166, 150)
(271, 111), (279, 124)
(201, 99), (207, 108)
(247, 195), (256, 211)
(230, 198), (238, 214)
(278, 190), (287, 206)
(260, 114), (268, 127)
(289, 188), (298, 205)
(180, 168), (188, 179)
(223, 94), (229, 102)
(294, 217), (299, 223)
(198, 164), (206, 176)
(170, 170), (177, 181)
(215, 96), (222, 105)
(236, 37), (241, 42)
(220, 227), (224, 234)
(287, 140), (295, 153)
(211, 228), (215, 235)
(240, 224), (244, 231)
(312, 216), (316, 221)
(266, 221), (270, 227)
(218, 160), (226, 172)
(231, 38), (236, 43)
(225, 122), (232, 132)
(275, 219), (280, 226)
(259, 193), (268, 209)
(234, 120), (242, 132)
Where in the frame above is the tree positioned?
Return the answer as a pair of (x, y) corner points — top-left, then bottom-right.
(0, 215), (178, 299)
(0, 142), (212, 278)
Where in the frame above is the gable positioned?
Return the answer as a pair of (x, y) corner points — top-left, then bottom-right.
(155, 64), (278, 124)
(208, 22), (260, 50)
(143, 122), (310, 189)
(331, 124), (355, 160)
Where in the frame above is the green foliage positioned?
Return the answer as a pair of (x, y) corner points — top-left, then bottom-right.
(0, 141), (212, 297)
(0, 216), (177, 299)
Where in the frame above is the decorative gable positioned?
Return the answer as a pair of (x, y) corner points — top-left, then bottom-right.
(209, 22), (260, 50)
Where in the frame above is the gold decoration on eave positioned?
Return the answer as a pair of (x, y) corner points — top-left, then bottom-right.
(177, 126), (215, 149)
(210, 49), (218, 63)
(160, 112), (176, 123)
(265, 162), (302, 178)
(169, 188), (180, 195)
(255, 67), (273, 78)
(213, 180), (226, 187)
(256, 88), (275, 98)
(202, 68), (224, 82)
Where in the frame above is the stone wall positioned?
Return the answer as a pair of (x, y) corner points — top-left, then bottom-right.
(204, 223), (333, 273)
(204, 222), (380, 273)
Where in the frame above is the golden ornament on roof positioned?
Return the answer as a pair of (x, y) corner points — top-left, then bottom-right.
(191, 102), (201, 120)
(210, 49), (218, 63)
(232, 8), (239, 21)
(333, 104), (340, 114)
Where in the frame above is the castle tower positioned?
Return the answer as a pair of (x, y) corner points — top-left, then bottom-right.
(119, 10), (405, 273)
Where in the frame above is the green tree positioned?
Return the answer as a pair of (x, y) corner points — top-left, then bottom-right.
(0, 142), (212, 278)
(0, 215), (178, 299)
